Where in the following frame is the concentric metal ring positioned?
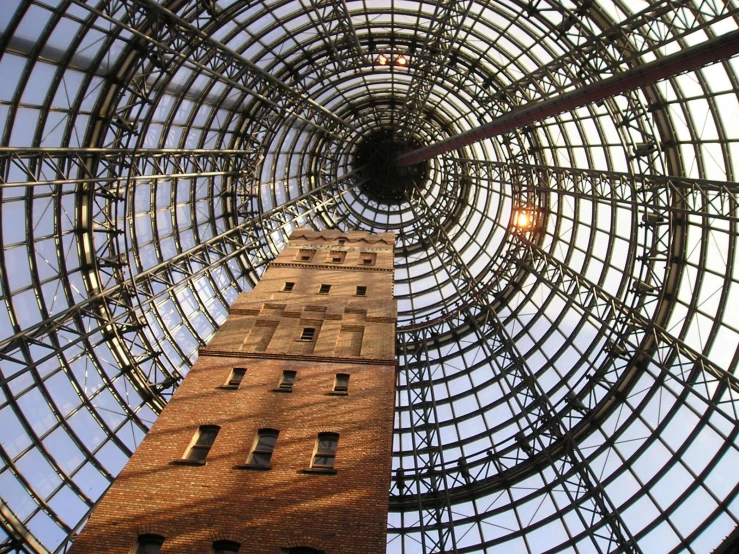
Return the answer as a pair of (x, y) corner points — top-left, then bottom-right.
(1, 1), (739, 553)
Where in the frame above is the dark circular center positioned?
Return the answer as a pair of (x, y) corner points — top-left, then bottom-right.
(354, 129), (428, 204)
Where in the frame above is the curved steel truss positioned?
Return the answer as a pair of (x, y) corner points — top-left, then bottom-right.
(1, 0), (739, 553)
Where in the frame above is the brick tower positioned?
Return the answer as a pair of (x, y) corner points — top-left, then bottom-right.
(69, 229), (397, 554)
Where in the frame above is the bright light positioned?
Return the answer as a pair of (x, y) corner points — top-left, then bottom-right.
(377, 54), (389, 66)
(395, 54), (408, 67)
(514, 210), (533, 229)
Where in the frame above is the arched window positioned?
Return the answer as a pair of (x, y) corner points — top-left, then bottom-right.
(212, 539), (240, 554)
(247, 428), (279, 468)
(133, 534), (164, 554)
(311, 433), (339, 469)
(183, 425), (220, 463)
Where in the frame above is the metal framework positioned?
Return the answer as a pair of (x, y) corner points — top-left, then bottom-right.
(1, 1), (739, 553)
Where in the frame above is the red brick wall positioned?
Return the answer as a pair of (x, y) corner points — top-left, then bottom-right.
(69, 230), (396, 554)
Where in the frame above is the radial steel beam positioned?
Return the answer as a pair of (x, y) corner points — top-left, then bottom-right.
(450, 158), (739, 223)
(398, 186), (640, 553)
(394, 0), (474, 142)
(0, 148), (249, 187)
(460, 0), (738, 116)
(513, 235), (739, 416)
(0, 499), (46, 554)
(397, 328), (458, 554)
(306, 0), (365, 71)
(396, 29), (739, 166)
(0, 170), (364, 392)
(73, 0), (357, 138)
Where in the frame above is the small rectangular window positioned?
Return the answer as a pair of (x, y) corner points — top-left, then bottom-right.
(297, 249), (315, 261)
(319, 284), (331, 294)
(184, 426), (219, 463)
(360, 252), (377, 266)
(333, 373), (350, 392)
(300, 327), (316, 341)
(312, 433), (339, 469)
(224, 368), (246, 388)
(329, 251), (345, 263)
(247, 429), (279, 468)
(283, 282), (295, 292)
(276, 370), (297, 392)
(356, 286), (367, 296)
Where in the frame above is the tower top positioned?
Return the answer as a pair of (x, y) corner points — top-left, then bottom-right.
(289, 228), (395, 245)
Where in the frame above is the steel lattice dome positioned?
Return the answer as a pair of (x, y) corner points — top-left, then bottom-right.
(1, 0), (739, 552)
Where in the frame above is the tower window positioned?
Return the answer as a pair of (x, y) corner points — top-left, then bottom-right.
(224, 367), (246, 389)
(360, 252), (377, 266)
(276, 370), (297, 392)
(356, 286), (367, 296)
(329, 251), (345, 263)
(212, 540), (240, 553)
(134, 534), (165, 554)
(297, 249), (315, 261)
(333, 373), (350, 393)
(299, 327), (316, 341)
(283, 282), (295, 292)
(319, 284), (331, 294)
(311, 433), (339, 469)
(246, 429), (279, 469)
(183, 426), (219, 463)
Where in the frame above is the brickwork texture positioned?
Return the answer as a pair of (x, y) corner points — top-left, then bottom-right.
(69, 229), (397, 554)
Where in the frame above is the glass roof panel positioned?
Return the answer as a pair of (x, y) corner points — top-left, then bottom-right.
(2, 0), (739, 552)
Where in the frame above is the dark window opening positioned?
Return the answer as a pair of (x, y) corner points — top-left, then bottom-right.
(356, 286), (367, 296)
(225, 368), (246, 388)
(277, 370), (297, 392)
(247, 429), (279, 468)
(319, 284), (331, 294)
(184, 426), (219, 463)
(300, 327), (316, 341)
(297, 249), (315, 262)
(212, 540), (241, 554)
(312, 433), (339, 469)
(334, 373), (350, 392)
(360, 252), (377, 266)
(135, 534), (165, 554)
(283, 282), (295, 292)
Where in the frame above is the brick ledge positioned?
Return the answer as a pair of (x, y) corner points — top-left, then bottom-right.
(198, 349), (397, 366)
(269, 262), (393, 272)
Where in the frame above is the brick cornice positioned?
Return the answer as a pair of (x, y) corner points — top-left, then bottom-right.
(198, 348), (397, 366)
(269, 261), (394, 273)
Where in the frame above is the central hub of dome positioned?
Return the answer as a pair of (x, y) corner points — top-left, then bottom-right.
(354, 129), (428, 205)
